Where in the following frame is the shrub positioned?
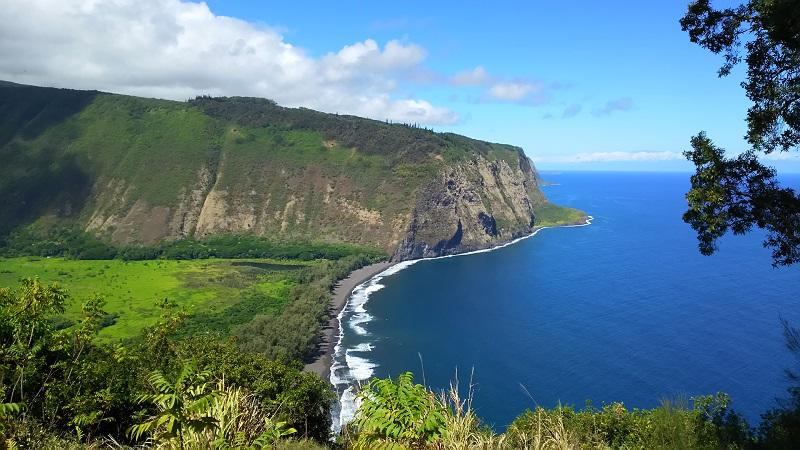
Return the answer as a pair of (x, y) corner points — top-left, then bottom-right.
(176, 336), (335, 442)
(349, 372), (447, 449)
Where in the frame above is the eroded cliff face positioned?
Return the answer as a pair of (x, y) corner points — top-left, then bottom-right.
(80, 150), (546, 260)
(392, 154), (545, 261)
(83, 160), (412, 251)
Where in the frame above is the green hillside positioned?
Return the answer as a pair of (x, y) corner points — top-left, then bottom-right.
(0, 83), (583, 260)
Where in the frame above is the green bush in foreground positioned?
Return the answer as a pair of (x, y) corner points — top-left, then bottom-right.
(129, 364), (221, 447)
(342, 371), (799, 449)
(0, 278), (334, 448)
(502, 394), (749, 449)
(347, 372), (447, 449)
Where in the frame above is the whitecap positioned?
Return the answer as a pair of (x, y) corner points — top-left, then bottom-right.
(348, 313), (372, 335)
(345, 351), (377, 380)
(350, 342), (373, 352)
(335, 386), (360, 431)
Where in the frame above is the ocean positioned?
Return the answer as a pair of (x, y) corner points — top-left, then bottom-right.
(330, 171), (800, 430)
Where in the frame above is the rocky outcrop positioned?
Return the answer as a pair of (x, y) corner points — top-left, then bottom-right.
(392, 153), (544, 261)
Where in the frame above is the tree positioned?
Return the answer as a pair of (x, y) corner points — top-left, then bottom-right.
(0, 278), (67, 404)
(176, 335), (335, 441)
(680, 0), (800, 266)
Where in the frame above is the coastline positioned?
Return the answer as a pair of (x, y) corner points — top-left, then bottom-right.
(304, 261), (393, 379)
(326, 215), (594, 431)
(304, 214), (593, 383)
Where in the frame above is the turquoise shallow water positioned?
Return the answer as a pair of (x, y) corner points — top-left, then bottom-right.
(331, 171), (800, 429)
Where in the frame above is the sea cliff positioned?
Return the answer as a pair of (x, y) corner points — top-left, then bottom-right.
(0, 83), (570, 258)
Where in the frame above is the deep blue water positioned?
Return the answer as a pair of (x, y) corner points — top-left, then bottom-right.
(332, 172), (800, 429)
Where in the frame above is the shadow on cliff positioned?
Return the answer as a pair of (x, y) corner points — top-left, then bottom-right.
(0, 83), (98, 145)
(0, 148), (93, 240)
(0, 84), (97, 240)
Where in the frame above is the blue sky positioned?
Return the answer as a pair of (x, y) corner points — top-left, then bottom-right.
(203, 0), (768, 171)
(2, 0), (798, 171)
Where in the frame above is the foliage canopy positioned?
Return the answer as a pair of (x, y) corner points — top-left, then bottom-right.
(680, 0), (800, 266)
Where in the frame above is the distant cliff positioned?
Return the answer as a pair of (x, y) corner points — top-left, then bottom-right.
(0, 83), (581, 260)
(392, 153), (544, 260)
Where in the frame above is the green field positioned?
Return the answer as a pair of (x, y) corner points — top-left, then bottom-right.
(0, 257), (305, 340)
(533, 203), (589, 228)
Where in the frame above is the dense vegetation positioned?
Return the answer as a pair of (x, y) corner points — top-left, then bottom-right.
(0, 278), (334, 448)
(531, 204), (588, 228)
(190, 96), (525, 166)
(680, 0), (800, 267)
(232, 254), (382, 362)
(340, 368), (800, 449)
(0, 228), (384, 262)
(0, 257), (298, 341)
(0, 251), (380, 364)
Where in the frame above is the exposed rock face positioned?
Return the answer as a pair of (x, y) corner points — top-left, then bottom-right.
(392, 154), (544, 261)
(80, 152), (545, 260)
(478, 212), (498, 237)
(83, 163), (409, 250)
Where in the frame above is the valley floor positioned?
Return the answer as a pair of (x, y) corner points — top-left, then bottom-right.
(0, 257), (306, 340)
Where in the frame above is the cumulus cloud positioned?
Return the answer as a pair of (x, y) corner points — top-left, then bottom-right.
(0, 0), (458, 124)
(593, 97), (634, 116)
(533, 151), (684, 163)
(449, 66), (553, 105)
(450, 66), (490, 86)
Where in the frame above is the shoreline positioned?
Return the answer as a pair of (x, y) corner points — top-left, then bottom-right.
(304, 215), (593, 382)
(303, 261), (393, 379)
(326, 215), (594, 431)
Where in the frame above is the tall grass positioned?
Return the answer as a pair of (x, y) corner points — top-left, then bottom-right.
(435, 370), (490, 449)
(345, 371), (747, 450)
(505, 408), (581, 450)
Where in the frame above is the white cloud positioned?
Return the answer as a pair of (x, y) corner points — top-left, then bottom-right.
(450, 66), (489, 86)
(323, 39), (426, 74)
(449, 66), (554, 106)
(0, 0), (458, 124)
(593, 98), (634, 116)
(482, 81), (551, 105)
(533, 151), (684, 163)
(487, 82), (538, 101)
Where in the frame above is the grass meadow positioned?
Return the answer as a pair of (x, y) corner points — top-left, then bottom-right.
(0, 257), (306, 340)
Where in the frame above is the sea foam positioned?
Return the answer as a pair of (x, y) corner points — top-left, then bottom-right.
(329, 259), (421, 432)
